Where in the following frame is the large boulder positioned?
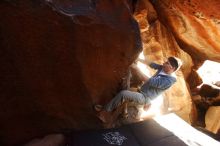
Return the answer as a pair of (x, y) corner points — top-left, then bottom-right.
(0, 0), (141, 145)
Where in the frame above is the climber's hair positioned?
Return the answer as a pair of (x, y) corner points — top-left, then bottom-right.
(168, 56), (182, 71)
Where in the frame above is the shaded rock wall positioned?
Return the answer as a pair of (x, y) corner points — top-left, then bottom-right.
(0, 0), (141, 145)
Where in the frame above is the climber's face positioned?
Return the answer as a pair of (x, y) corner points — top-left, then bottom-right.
(163, 60), (175, 74)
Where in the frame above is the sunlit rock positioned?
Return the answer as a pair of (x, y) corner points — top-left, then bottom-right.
(147, 22), (193, 123)
(151, 0), (220, 63)
(205, 106), (220, 134)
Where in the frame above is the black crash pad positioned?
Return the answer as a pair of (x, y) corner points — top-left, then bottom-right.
(65, 119), (187, 146)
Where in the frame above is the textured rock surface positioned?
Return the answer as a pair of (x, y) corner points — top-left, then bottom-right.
(150, 0), (220, 133)
(151, 0), (220, 63)
(143, 21), (193, 123)
(133, 1), (193, 123)
(0, 0), (141, 145)
(205, 106), (220, 134)
(1, 0), (220, 145)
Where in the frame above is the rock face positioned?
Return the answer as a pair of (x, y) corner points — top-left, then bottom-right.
(0, 0), (141, 145)
(133, 0), (193, 123)
(150, 0), (220, 135)
(206, 106), (220, 134)
(1, 0), (220, 145)
(142, 22), (193, 123)
(151, 0), (220, 63)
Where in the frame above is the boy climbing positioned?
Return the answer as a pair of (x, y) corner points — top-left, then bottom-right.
(95, 56), (182, 123)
